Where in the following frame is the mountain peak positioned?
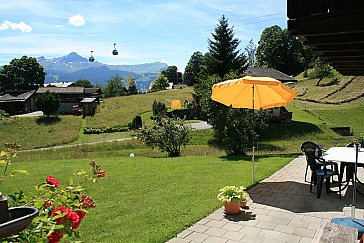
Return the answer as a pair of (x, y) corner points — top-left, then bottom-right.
(58, 52), (88, 63)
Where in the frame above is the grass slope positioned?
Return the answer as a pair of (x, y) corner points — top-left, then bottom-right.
(86, 88), (194, 129)
(2, 155), (292, 242)
(0, 116), (82, 150)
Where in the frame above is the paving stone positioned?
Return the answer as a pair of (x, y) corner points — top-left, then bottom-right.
(167, 238), (190, 243)
(274, 224), (296, 234)
(293, 227), (316, 238)
(202, 235), (227, 243)
(302, 215), (323, 224)
(205, 219), (226, 228)
(185, 232), (209, 242)
(240, 233), (267, 243)
(197, 218), (211, 225)
(257, 229), (281, 239)
(255, 221), (277, 230)
(189, 224), (210, 233)
(277, 232), (302, 243)
(221, 231), (246, 241)
(221, 222), (243, 232)
(299, 236), (314, 243)
(204, 227), (227, 237)
(239, 225), (262, 235)
(177, 229), (193, 238)
(288, 220), (310, 229)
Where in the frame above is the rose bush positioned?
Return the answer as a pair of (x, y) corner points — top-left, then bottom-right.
(0, 144), (106, 243)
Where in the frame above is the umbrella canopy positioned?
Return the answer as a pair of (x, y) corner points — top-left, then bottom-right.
(211, 76), (297, 110)
(211, 76), (297, 182)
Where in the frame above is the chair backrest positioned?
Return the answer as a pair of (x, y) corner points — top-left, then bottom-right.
(300, 141), (322, 157)
(300, 141), (322, 172)
(346, 142), (364, 147)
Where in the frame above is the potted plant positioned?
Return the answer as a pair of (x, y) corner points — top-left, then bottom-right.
(217, 186), (249, 214)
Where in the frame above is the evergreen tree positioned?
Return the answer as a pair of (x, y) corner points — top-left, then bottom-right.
(125, 76), (138, 95)
(204, 15), (248, 79)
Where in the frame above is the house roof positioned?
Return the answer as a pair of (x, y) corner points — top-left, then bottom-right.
(37, 87), (84, 94)
(80, 97), (97, 103)
(0, 90), (36, 102)
(84, 88), (102, 94)
(244, 67), (297, 82)
(45, 82), (74, 87)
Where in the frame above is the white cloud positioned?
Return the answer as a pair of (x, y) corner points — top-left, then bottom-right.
(68, 14), (85, 27)
(0, 20), (32, 33)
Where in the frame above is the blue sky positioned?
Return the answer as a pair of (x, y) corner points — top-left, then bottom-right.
(0, 0), (287, 71)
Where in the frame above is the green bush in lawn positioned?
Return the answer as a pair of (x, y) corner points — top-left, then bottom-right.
(35, 91), (60, 116)
(136, 117), (190, 157)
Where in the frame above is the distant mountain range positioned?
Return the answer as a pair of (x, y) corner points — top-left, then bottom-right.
(37, 52), (168, 92)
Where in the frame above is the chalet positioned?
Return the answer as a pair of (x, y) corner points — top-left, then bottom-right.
(244, 67), (297, 83)
(36, 87), (84, 114)
(0, 90), (36, 115)
(84, 87), (102, 101)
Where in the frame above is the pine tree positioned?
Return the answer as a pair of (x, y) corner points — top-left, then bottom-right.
(204, 15), (248, 80)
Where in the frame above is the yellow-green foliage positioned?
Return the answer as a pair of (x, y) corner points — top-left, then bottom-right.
(86, 87), (194, 128)
(0, 116), (82, 150)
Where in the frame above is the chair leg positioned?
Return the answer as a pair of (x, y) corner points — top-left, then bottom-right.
(310, 174), (313, 192)
(325, 177), (331, 194)
(317, 176), (323, 198)
(338, 175), (342, 199)
(305, 164), (309, 182)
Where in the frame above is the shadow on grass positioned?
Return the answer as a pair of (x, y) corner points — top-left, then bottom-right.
(218, 153), (299, 162)
(260, 121), (323, 141)
(36, 116), (61, 125)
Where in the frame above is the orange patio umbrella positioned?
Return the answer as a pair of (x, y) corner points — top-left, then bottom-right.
(211, 76), (297, 181)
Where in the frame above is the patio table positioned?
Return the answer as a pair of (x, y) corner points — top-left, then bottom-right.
(323, 146), (364, 185)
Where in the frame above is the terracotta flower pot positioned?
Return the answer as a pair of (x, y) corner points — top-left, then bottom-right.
(223, 201), (241, 214)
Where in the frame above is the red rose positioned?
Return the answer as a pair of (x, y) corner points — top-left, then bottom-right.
(80, 194), (96, 208)
(98, 170), (106, 177)
(72, 210), (87, 229)
(48, 232), (63, 243)
(46, 176), (60, 188)
(44, 201), (55, 208)
(52, 206), (79, 225)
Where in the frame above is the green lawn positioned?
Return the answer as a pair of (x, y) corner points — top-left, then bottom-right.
(1, 154), (292, 242)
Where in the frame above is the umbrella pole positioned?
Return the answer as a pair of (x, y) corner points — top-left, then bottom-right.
(252, 84), (255, 183)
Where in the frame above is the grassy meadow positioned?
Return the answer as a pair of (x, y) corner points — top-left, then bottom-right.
(1, 75), (364, 242)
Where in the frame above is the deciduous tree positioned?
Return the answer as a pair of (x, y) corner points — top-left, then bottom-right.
(149, 74), (169, 92)
(0, 56), (46, 92)
(183, 51), (203, 86)
(102, 75), (127, 98)
(73, 79), (93, 88)
(35, 91), (60, 116)
(256, 25), (315, 76)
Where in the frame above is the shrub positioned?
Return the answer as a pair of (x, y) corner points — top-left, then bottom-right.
(136, 117), (190, 157)
(35, 91), (60, 116)
(0, 110), (9, 120)
(151, 101), (167, 123)
(128, 115), (142, 130)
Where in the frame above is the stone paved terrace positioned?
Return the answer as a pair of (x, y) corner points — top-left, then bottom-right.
(168, 156), (364, 243)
